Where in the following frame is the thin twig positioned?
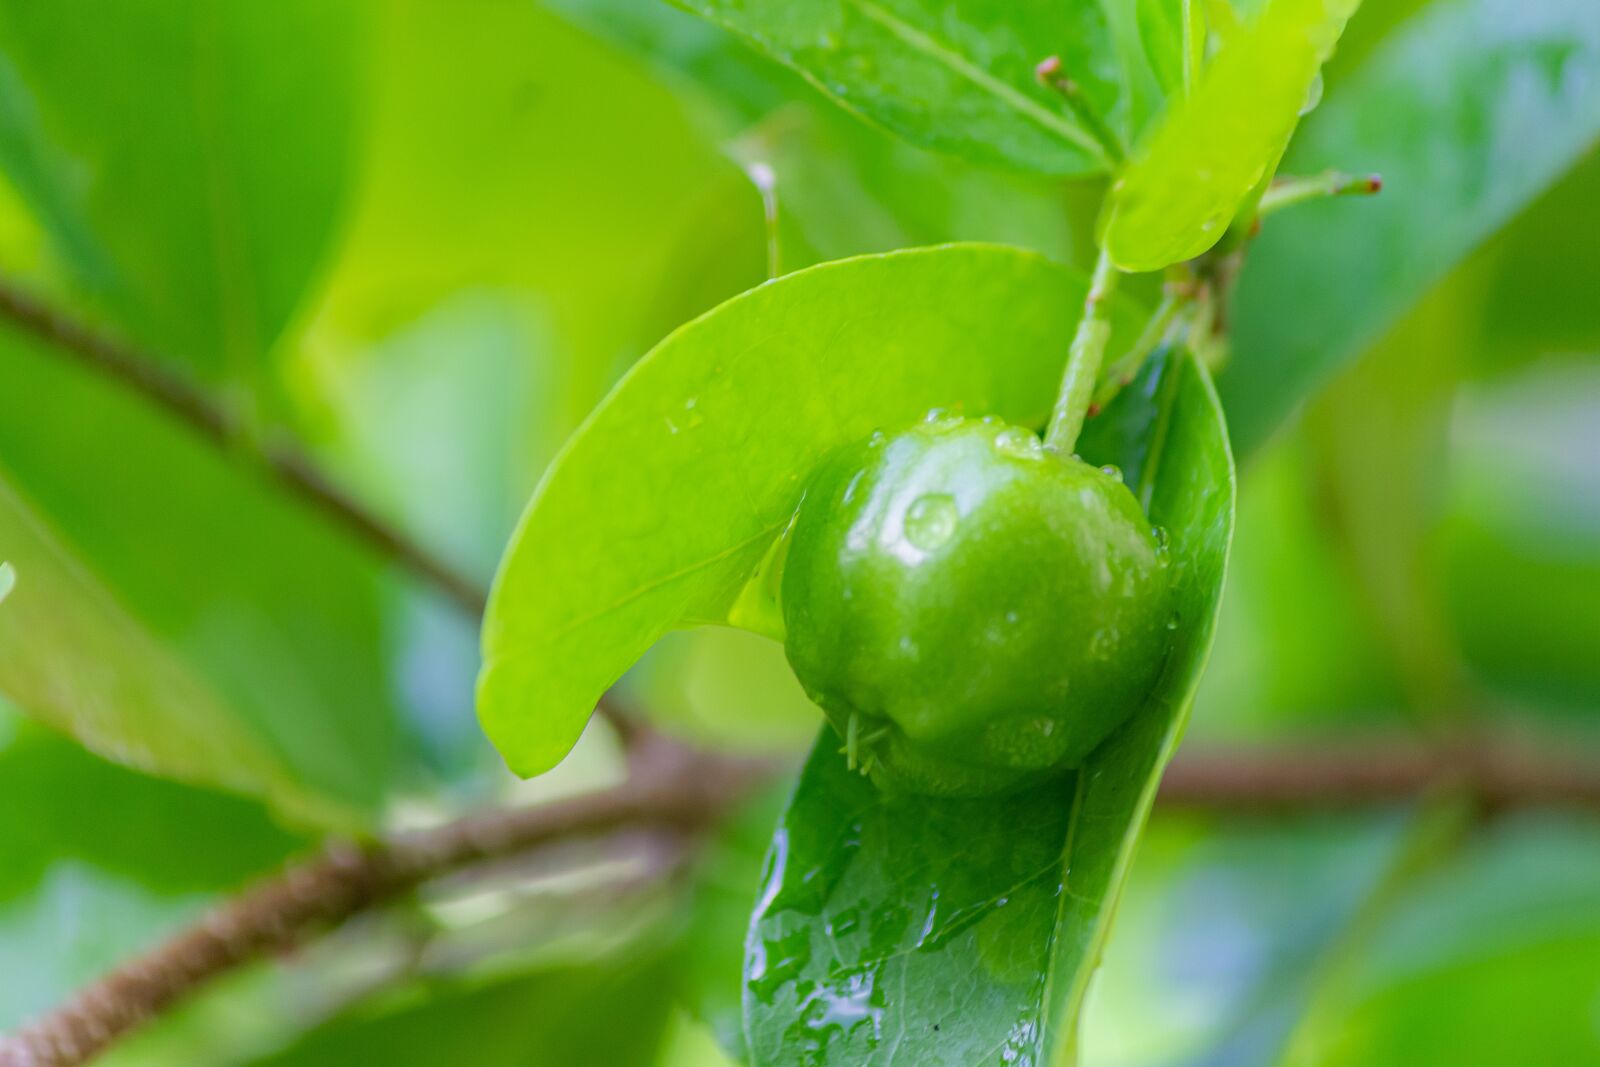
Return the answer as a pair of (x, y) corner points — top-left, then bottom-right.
(0, 277), (487, 617)
(0, 743), (767, 1067)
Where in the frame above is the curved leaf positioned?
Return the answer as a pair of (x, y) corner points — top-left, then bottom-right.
(0, 0), (362, 382)
(1223, 0), (1600, 454)
(741, 349), (1235, 1065)
(1105, 0), (1359, 271)
(668, 0), (1124, 175)
(478, 244), (1148, 777)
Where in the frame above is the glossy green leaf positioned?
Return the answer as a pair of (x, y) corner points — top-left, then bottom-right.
(668, 0), (1125, 175)
(478, 244), (1149, 778)
(1105, 0), (1359, 271)
(0, 715), (304, 1029)
(0, 0), (361, 383)
(1223, 0), (1600, 455)
(742, 349), (1235, 1065)
(0, 323), (403, 826)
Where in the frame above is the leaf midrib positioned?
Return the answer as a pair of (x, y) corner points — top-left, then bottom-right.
(840, 0), (1112, 166)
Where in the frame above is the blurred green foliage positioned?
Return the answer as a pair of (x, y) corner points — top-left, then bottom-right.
(0, 0), (1597, 1063)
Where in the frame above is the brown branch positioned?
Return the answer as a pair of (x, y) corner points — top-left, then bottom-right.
(4, 734), (1599, 1065)
(0, 743), (767, 1067)
(0, 277), (487, 617)
(1158, 735), (1600, 814)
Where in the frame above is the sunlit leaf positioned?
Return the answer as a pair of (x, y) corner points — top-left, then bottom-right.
(742, 350), (1235, 1065)
(1105, 0), (1359, 271)
(478, 244), (1150, 778)
(1223, 0), (1600, 454)
(668, 0), (1126, 174)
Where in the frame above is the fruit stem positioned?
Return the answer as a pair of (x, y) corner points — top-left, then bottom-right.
(1046, 245), (1121, 454)
(1090, 285), (1188, 414)
(1258, 170), (1382, 217)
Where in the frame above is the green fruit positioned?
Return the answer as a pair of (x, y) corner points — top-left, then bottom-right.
(780, 414), (1173, 796)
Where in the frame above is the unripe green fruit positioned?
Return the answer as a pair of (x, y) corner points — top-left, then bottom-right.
(780, 414), (1173, 796)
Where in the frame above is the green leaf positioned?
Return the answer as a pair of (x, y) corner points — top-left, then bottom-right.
(668, 0), (1125, 175)
(0, 0), (361, 383)
(478, 244), (1149, 778)
(1441, 360), (1600, 713)
(1137, 0), (1206, 97)
(1292, 815), (1600, 1067)
(1222, 0), (1600, 455)
(742, 349), (1235, 1065)
(241, 953), (676, 1067)
(0, 323), (405, 826)
(1105, 0), (1359, 271)
(302, 0), (764, 489)
(0, 715), (304, 1030)
(1078, 813), (1414, 1066)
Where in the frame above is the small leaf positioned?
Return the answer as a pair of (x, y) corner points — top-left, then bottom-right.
(741, 349), (1235, 1065)
(668, 0), (1125, 175)
(1223, 0), (1600, 455)
(478, 244), (1148, 778)
(1105, 0), (1360, 271)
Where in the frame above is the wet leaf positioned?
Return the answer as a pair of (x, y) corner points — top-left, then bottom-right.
(742, 350), (1235, 1065)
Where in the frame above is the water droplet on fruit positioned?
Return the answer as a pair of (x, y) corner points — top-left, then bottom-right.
(903, 493), (958, 551)
(1167, 612), (1181, 631)
(1300, 70), (1325, 115)
(994, 427), (1043, 458)
(1151, 525), (1170, 553)
(868, 430), (886, 447)
(1100, 464), (1123, 482)
(922, 407), (948, 424)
